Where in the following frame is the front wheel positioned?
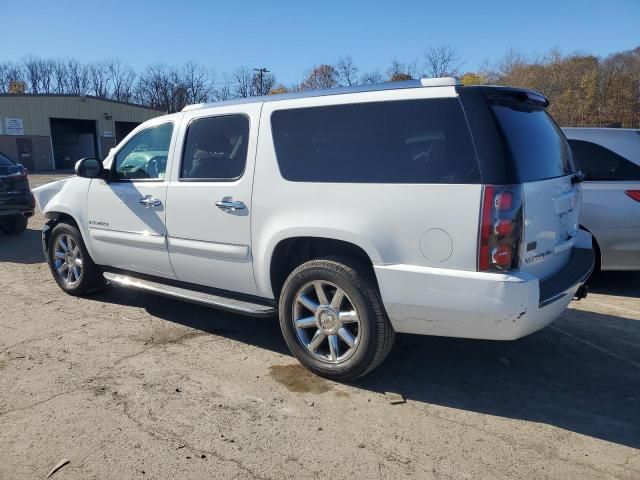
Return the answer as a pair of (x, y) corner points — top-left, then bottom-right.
(278, 257), (395, 381)
(47, 222), (105, 296)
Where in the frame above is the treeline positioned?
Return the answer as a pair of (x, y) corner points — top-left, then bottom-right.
(1, 46), (639, 127)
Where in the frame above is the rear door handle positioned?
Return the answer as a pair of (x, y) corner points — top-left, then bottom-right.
(216, 198), (246, 212)
(139, 195), (162, 207)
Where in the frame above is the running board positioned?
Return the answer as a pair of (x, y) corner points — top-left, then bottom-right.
(103, 272), (277, 317)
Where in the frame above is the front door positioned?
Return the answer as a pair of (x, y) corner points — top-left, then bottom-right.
(87, 120), (177, 278)
(165, 106), (260, 295)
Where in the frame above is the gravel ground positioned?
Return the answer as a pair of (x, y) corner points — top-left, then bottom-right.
(1, 174), (639, 479)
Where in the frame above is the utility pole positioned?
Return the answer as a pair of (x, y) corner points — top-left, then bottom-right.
(254, 67), (270, 95)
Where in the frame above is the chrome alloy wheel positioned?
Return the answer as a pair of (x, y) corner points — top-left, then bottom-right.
(53, 234), (83, 287)
(292, 281), (361, 364)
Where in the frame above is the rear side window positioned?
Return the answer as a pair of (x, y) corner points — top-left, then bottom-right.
(271, 99), (479, 183)
(489, 97), (574, 182)
(568, 139), (640, 181)
(181, 115), (249, 181)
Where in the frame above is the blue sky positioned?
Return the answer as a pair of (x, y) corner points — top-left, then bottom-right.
(2, 0), (639, 84)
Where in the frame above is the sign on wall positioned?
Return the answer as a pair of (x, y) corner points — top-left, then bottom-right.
(5, 118), (24, 135)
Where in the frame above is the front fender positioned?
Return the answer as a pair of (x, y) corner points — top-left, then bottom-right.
(33, 177), (97, 261)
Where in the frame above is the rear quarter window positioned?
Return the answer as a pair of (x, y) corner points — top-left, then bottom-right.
(567, 139), (640, 181)
(271, 99), (480, 183)
(490, 98), (575, 182)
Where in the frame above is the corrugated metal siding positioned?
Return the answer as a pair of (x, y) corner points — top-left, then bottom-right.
(0, 96), (164, 136)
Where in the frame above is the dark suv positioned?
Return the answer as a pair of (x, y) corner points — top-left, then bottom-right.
(0, 151), (34, 235)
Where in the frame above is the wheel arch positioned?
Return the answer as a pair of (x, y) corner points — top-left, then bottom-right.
(44, 210), (98, 263)
(265, 233), (381, 300)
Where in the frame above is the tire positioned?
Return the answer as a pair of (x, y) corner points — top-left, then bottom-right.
(47, 222), (105, 296)
(278, 256), (395, 381)
(0, 215), (28, 235)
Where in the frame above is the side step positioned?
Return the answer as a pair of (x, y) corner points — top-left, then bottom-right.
(103, 272), (277, 317)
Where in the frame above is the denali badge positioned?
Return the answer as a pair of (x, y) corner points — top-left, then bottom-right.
(88, 220), (109, 227)
(525, 249), (553, 265)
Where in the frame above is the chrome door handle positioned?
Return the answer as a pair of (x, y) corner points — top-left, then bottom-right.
(215, 198), (246, 212)
(139, 195), (162, 207)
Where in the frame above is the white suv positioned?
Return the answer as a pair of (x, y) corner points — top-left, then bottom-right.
(33, 77), (594, 380)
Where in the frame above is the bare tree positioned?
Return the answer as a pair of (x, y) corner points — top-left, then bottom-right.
(52, 59), (69, 93)
(252, 70), (276, 96)
(108, 60), (136, 102)
(360, 69), (384, 85)
(422, 46), (462, 78)
(233, 66), (255, 98)
(335, 56), (359, 86)
(21, 57), (57, 94)
(386, 59), (417, 81)
(0, 61), (25, 94)
(300, 64), (339, 90)
(65, 59), (89, 95)
(181, 61), (212, 104)
(211, 73), (234, 102)
(89, 61), (111, 98)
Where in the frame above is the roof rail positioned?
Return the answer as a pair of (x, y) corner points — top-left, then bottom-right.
(179, 77), (461, 112)
(420, 77), (461, 87)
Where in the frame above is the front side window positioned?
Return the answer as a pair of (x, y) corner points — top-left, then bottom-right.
(271, 99), (479, 183)
(114, 122), (173, 180)
(181, 115), (249, 180)
(568, 139), (640, 181)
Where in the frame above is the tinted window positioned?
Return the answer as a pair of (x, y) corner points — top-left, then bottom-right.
(490, 99), (574, 182)
(0, 153), (14, 167)
(114, 123), (173, 180)
(568, 139), (640, 181)
(181, 115), (249, 180)
(271, 99), (479, 183)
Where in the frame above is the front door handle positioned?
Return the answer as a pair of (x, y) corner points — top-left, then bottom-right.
(216, 198), (246, 212)
(139, 195), (162, 207)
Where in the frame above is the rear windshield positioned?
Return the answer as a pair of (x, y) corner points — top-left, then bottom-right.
(271, 99), (480, 183)
(0, 153), (14, 167)
(489, 97), (575, 182)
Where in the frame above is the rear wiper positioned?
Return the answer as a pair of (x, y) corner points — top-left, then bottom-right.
(571, 172), (586, 185)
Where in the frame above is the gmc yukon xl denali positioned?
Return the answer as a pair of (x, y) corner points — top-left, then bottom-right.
(32, 77), (594, 380)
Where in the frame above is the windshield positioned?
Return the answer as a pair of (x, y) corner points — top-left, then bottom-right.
(490, 97), (575, 182)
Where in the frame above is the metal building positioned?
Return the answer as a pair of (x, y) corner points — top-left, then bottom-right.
(0, 94), (164, 171)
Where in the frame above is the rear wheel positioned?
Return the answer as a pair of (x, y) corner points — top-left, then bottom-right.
(47, 222), (105, 296)
(0, 215), (28, 235)
(278, 257), (395, 381)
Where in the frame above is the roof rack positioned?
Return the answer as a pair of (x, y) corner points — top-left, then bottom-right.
(181, 76), (461, 112)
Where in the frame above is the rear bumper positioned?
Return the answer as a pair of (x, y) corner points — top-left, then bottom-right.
(374, 246), (593, 341)
(0, 191), (35, 218)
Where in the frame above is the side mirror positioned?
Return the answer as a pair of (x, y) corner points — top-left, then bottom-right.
(75, 157), (104, 179)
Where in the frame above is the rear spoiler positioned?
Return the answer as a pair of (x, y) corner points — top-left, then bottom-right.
(460, 85), (550, 108)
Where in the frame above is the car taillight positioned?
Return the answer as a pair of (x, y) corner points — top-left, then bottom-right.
(478, 185), (523, 272)
(626, 190), (640, 203)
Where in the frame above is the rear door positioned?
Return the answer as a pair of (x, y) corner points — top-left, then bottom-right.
(488, 95), (580, 278)
(164, 104), (261, 296)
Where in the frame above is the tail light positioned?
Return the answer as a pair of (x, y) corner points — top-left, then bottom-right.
(478, 185), (524, 272)
(626, 190), (640, 203)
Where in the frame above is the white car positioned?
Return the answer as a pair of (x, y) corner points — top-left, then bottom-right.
(33, 78), (593, 380)
(563, 128), (640, 270)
